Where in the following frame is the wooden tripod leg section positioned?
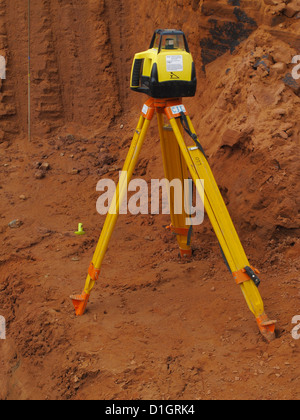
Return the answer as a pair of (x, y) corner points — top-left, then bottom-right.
(157, 112), (192, 258)
(165, 107), (276, 341)
(71, 103), (154, 316)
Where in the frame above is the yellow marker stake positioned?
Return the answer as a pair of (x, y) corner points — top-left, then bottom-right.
(75, 223), (85, 236)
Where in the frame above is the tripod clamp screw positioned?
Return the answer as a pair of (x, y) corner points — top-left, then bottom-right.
(233, 266), (261, 288)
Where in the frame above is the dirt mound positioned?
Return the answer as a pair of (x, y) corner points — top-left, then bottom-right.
(0, 0), (299, 400)
(195, 28), (300, 241)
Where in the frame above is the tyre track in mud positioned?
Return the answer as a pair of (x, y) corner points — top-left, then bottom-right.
(104, 0), (127, 112)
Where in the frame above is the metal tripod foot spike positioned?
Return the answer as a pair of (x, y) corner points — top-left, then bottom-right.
(71, 292), (90, 316)
(70, 97), (277, 342)
(256, 313), (277, 342)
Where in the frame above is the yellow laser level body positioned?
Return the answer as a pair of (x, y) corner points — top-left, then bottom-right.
(130, 29), (197, 98)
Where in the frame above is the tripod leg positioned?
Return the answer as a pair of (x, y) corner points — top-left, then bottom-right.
(157, 112), (192, 258)
(166, 109), (276, 341)
(71, 104), (154, 316)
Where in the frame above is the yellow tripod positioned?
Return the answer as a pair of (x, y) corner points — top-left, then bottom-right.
(71, 97), (277, 342)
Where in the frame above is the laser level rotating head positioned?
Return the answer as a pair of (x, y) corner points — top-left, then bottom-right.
(130, 29), (197, 99)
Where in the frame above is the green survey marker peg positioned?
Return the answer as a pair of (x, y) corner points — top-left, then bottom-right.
(75, 223), (85, 236)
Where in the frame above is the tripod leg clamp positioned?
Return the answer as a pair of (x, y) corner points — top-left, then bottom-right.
(166, 224), (189, 237)
(88, 262), (101, 282)
(233, 266), (261, 287)
(166, 224), (193, 245)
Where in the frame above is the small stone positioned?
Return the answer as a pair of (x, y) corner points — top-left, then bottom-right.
(8, 219), (23, 229)
(272, 108), (286, 118)
(284, 1), (300, 18)
(35, 170), (45, 180)
(69, 169), (80, 175)
(272, 62), (287, 74)
(19, 195), (27, 200)
(40, 162), (50, 171)
(278, 130), (289, 139)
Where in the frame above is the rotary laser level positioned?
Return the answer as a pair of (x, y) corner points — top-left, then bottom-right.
(130, 29), (197, 98)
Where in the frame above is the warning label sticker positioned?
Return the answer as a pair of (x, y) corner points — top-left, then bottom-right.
(166, 55), (183, 72)
(171, 105), (186, 115)
(142, 104), (149, 116)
